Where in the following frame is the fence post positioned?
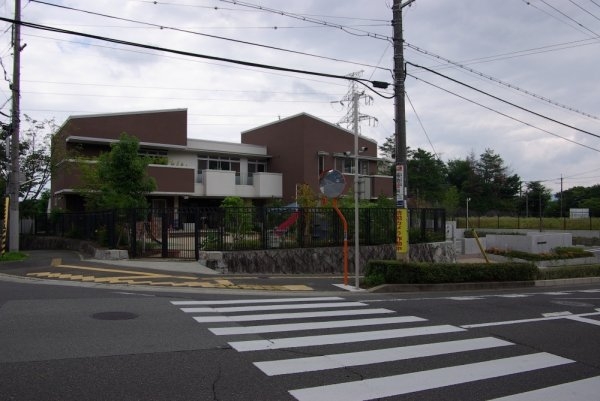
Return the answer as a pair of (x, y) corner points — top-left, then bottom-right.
(130, 209), (137, 258)
(194, 208), (200, 260)
(261, 207), (268, 250)
(108, 210), (116, 249)
(161, 209), (168, 258)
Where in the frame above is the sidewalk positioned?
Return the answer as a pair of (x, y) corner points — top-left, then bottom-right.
(87, 257), (220, 275)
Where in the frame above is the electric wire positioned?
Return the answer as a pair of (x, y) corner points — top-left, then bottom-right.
(405, 42), (600, 121)
(405, 91), (439, 159)
(406, 72), (600, 154)
(29, 0), (392, 74)
(407, 61), (600, 140)
(522, 0), (600, 38)
(218, 0), (392, 41)
(1, 17), (393, 99)
(569, 0), (600, 22)
(539, 0), (600, 37)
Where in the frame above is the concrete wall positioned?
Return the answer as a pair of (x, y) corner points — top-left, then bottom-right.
(222, 241), (456, 274)
(486, 232), (572, 253)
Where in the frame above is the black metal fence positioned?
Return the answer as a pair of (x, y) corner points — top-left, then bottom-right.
(32, 207), (446, 259)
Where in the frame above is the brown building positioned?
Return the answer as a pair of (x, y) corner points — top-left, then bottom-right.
(51, 110), (391, 211)
(242, 113), (392, 203)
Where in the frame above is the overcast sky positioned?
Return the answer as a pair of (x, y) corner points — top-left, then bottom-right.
(1, 0), (599, 194)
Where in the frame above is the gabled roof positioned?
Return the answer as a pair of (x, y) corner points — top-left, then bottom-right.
(241, 112), (377, 144)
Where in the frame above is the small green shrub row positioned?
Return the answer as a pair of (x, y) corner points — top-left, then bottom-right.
(537, 265), (600, 280)
(364, 260), (538, 287)
(487, 247), (593, 261)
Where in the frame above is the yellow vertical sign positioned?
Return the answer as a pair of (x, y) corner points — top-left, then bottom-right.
(1, 196), (9, 255)
(396, 208), (408, 254)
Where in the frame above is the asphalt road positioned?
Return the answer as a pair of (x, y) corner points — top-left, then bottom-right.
(1, 262), (599, 401)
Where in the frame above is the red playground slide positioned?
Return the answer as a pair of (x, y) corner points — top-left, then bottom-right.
(274, 211), (299, 236)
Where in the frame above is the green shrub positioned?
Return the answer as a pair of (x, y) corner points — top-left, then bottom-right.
(487, 247), (593, 261)
(537, 265), (600, 280)
(364, 260), (538, 286)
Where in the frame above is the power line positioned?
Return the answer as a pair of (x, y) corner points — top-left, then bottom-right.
(569, 0), (600, 22)
(407, 72), (600, 153)
(218, 0), (392, 41)
(405, 91), (439, 159)
(1, 17), (393, 98)
(407, 61), (600, 140)
(539, 0), (600, 37)
(137, 0), (390, 22)
(522, 0), (600, 38)
(29, 0), (392, 74)
(404, 42), (600, 121)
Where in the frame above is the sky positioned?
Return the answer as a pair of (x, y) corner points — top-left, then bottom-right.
(1, 0), (599, 195)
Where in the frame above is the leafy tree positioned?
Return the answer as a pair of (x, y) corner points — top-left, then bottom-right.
(77, 133), (156, 210)
(475, 149), (520, 211)
(521, 181), (552, 217)
(407, 148), (447, 206)
(220, 196), (253, 240)
(0, 115), (55, 216)
(377, 134), (395, 175)
(441, 185), (460, 216)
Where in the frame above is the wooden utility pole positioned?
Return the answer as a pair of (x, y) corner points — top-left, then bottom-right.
(8, 0), (21, 251)
(393, 0), (414, 260)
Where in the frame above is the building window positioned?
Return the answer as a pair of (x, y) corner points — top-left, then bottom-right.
(248, 159), (267, 175)
(318, 155), (325, 175)
(359, 160), (369, 175)
(198, 155), (240, 172)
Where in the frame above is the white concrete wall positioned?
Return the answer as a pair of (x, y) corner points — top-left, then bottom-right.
(203, 170), (236, 197)
(486, 232), (572, 253)
(254, 172), (282, 198)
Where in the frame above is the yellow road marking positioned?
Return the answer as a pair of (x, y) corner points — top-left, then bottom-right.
(26, 259), (314, 291)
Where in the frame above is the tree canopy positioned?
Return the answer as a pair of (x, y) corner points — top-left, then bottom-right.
(0, 115), (56, 216)
(78, 133), (156, 210)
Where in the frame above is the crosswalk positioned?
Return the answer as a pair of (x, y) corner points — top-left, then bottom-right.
(171, 296), (599, 400)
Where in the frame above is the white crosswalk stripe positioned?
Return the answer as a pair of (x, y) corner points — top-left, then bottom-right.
(229, 324), (464, 352)
(488, 376), (600, 400)
(209, 315), (425, 335)
(193, 308), (394, 323)
(171, 296), (598, 400)
(255, 337), (513, 376)
(288, 353), (573, 401)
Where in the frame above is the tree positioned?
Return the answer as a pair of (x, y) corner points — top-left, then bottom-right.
(475, 149), (520, 211)
(78, 133), (156, 210)
(0, 115), (55, 216)
(220, 196), (253, 240)
(521, 181), (552, 217)
(407, 148), (447, 206)
(377, 134), (395, 175)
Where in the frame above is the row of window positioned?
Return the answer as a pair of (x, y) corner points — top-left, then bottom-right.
(197, 155), (267, 174)
(319, 155), (370, 175)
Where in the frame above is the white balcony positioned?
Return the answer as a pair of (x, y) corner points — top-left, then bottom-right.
(196, 169), (282, 198)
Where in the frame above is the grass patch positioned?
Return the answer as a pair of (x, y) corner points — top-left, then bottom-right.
(0, 251), (28, 262)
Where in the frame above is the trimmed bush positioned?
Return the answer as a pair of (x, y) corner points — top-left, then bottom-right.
(364, 260), (538, 287)
(537, 265), (600, 280)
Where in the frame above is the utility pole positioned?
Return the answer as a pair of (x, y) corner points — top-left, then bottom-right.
(337, 72), (377, 290)
(393, 0), (414, 260)
(8, 0), (21, 251)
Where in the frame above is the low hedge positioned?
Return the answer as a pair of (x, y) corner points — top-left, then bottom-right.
(537, 265), (600, 280)
(364, 260), (538, 287)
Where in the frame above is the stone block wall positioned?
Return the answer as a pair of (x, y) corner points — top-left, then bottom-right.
(222, 241), (456, 274)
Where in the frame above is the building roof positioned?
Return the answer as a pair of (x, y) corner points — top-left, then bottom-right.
(241, 112), (378, 145)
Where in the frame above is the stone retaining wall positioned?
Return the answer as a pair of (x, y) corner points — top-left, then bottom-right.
(222, 241), (456, 274)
